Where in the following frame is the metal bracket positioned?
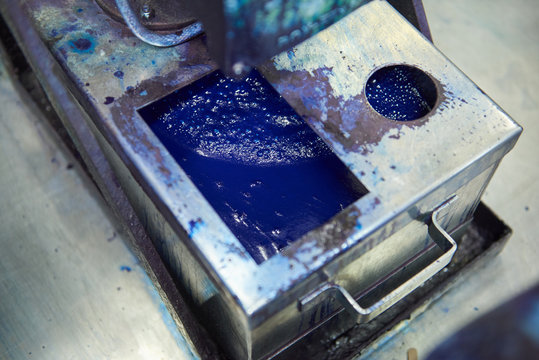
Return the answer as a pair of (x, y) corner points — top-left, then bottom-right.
(115, 0), (203, 47)
(299, 196), (458, 323)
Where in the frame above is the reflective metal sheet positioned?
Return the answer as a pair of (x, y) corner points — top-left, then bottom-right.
(0, 57), (198, 360)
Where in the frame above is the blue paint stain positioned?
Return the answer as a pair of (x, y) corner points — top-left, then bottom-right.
(77, 8), (83, 13)
(365, 65), (437, 121)
(59, 24), (78, 34)
(140, 90), (148, 96)
(139, 70), (367, 263)
(188, 218), (204, 237)
(151, 60), (156, 65)
(113, 70), (124, 79)
(104, 96), (115, 105)
(287, 50), (295, 60)
(120, 265), (132, 272)
(442, 307), (450, 313)
(68, 34), (96, 54)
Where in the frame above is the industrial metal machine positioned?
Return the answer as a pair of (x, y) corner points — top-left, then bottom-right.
(0, 0), (521, 359)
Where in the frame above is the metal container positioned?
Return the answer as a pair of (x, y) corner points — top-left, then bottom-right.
(6, 0), (521, 359)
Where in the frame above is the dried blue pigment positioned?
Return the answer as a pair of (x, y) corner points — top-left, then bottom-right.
(366, 65), (437, 121)
(139, 70), (367, 263)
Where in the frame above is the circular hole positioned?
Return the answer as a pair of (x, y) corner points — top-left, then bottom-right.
(365, 65), (438, 121)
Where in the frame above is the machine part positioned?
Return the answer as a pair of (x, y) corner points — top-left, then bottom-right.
(115, 0), (203, 47)
(299, 196), (458, 323)
(0, 31), (519, 358)
(2, 0), (521, 359)
(95, 0), (197, 30)
(184, 0), (371, 74)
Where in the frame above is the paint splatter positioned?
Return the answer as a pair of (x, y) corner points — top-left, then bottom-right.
(68, 35), (95, 54)
(188, 218), (204, 237)
(113, 70), (124, 79)
(120, 265), (132, 272)
(104, 96), (114, 105)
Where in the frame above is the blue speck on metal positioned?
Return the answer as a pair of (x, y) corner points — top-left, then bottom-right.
(188, 218), (204, 238)
(67, 33), (96, 54)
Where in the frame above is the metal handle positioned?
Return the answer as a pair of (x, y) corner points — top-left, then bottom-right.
(115, 0), (203, 47)
(299, 196), (458, 323)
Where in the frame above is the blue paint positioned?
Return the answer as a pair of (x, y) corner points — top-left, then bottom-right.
(140, 70), (366, 263)
(104, 96), (114, 105)
(366, 65), (437, 121)
(188, 218), (204, 237)
(113, 70), (124, 79)
(139, 90), (148, 96)
(68, 34), (95, 54)
(120, 265), (132, 272)
(287, 50), (295, 60)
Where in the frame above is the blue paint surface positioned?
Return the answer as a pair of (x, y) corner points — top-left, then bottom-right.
(120, 265), (132, 272)
(366, 65), (437, 121)
(67, 34), (95, 54)
(140, 70), (366, 263)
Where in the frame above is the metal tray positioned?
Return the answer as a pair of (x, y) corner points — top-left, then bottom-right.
(0, 1), (521, 358)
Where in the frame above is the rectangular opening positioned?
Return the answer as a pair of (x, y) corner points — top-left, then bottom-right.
(139, 70), (367, 263)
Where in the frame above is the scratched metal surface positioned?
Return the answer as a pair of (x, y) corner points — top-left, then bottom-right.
(0, 58), (198, 359)
(359, 0), (539, 358)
